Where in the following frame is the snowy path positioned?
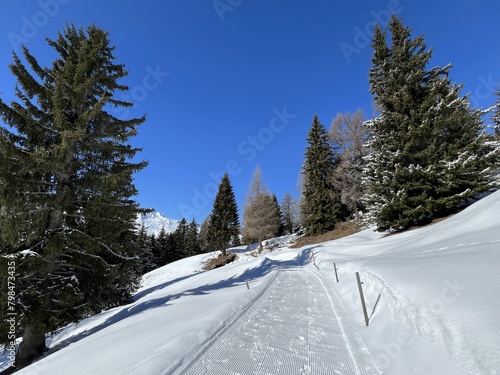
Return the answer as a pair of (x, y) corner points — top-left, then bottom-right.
(176, 265), (380, 375)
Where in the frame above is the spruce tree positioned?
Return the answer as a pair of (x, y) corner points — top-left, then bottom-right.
(0, 24), (146, 368)
(185, 219), (201, 257)
(300, 115), (340, 236)
(207, 173), (240, 256)
(365, 16), (498, 231)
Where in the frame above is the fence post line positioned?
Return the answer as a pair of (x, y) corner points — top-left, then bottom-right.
(334, 262), (339, 283)
(355, 272), (369, 326)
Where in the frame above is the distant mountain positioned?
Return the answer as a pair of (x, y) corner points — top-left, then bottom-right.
(136, 211), (181, 236)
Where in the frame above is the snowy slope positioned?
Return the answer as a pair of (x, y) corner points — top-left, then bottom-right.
(2, 191), (500, 374)
(136, 211), (181, 235)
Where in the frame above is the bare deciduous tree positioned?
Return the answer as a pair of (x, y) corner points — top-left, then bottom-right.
(330, 109), (370, 220)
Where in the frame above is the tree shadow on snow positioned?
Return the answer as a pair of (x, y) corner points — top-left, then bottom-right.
(44, 248), (313, 359)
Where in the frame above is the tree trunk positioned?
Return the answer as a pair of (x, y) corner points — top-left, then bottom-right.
(15, 324), (47, 370)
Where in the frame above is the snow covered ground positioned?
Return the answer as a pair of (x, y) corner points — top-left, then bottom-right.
(2, 190), (500, 374)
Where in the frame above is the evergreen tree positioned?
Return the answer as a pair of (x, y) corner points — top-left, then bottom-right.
(155, 227), (169, 266)
(185, 219), (201, 257)
(170, 218), (188, 261)
(365, 16), (498, 231)
(0, 24), (147, 369)
(242, 166), (280, 250)
(136, 225), (155, 274)
(207, 173), (240, 256)
(300, 115), (340, 236)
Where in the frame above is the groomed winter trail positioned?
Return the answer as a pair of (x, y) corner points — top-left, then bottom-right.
(175, 263), (381, 375)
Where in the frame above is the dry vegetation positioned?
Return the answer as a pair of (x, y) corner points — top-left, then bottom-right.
(202, 253), (237, 271)
(290, 221), (362, 248)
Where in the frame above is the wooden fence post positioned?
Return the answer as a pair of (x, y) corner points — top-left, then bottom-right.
(334, 262), (339, 283)
(246, 281), (250, 290)
(355, 272), (369, 326)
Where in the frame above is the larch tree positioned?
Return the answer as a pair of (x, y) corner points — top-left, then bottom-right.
(364, 15), (498, 231)
(330, 110), (370, 220)
(242, 166), (280, 251)
(300, 115), (341, 236)
(207, 173), (240, 256)
(0, 24), (147, 369)
(280, 192), (299, 235)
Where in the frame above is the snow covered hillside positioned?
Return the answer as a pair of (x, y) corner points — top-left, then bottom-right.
(136, 211), (181, 235)
(3, 191), (500, 374)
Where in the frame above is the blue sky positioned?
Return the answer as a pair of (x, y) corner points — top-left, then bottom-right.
(1, 0), (499, 223)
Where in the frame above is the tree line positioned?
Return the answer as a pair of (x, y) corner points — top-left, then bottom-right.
(1, 15), (499, 371)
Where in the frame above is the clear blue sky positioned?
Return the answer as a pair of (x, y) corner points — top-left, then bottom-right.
(1, 1), (499, 223)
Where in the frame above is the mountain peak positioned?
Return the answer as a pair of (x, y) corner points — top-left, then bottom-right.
(136, 211), (180, 236)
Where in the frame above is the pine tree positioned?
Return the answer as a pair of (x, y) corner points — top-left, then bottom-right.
(242, 166), (281, 251)
(207, 173), (240, 256)
(330, 110), (370, 220)
(365, 16), (498, 231)
(300, 115), (340, 236)
(0, 24), (147, 368)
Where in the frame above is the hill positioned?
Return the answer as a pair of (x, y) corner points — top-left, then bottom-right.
(2, 191), (500, 374)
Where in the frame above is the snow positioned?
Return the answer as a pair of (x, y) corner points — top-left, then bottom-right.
(2, 191), (500, 374)
(136, 211), (181, 235)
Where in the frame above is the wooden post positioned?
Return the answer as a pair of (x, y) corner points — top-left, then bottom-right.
(334, 262), (339, 283)
(355, 272), (369, 326)
(245, 281), (250, 290)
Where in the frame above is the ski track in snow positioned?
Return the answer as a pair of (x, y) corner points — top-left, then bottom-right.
(175, 265), (380, 375)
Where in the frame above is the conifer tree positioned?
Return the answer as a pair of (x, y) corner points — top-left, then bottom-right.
(365, 16), (498, 231)
(207, 173), (240, 256)
(0, 24), (146, 368)
(300, 115), (340, 236)
(242, 166), (280, 250)
(185, 219), (201, 257)
(136, 225), (156, 274)
(155, 227), (169, 266)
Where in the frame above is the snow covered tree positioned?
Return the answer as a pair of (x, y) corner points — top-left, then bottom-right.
(364, 16), (498, 231)
(243, 166), (281, 250)
(330, 110), (370, 220)
(207, 173), (240, 256)
(300, 115), (341, 236)
(280, 192), (299, 234)
(0, 24), (146, 369)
